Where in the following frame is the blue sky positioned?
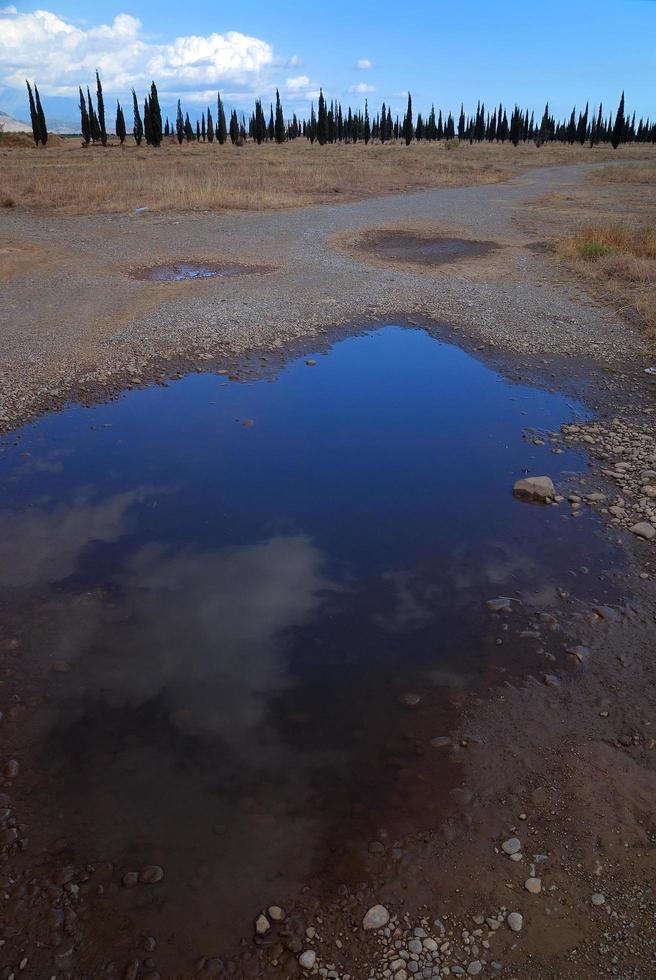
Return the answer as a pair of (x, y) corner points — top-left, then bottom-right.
(0, 0), (654, 126)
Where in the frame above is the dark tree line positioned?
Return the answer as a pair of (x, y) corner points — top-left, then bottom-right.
(25, 77), (655, 150)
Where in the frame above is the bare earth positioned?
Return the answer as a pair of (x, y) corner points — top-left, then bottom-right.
(1, 149), (656, 979)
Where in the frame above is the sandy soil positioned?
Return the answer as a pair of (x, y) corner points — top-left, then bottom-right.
(0, 158), (655, 979)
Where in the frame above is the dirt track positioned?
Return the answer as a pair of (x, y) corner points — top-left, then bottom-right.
(0, 162), (650, 432)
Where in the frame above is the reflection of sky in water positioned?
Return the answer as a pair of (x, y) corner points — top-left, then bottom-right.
(0, 326), (622, 950)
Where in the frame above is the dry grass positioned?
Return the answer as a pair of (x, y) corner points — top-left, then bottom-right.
(0, 136), (654, 216)
(559, 223), (656, 337)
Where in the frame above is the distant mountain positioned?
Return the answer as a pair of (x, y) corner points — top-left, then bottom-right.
(0, 110), (78, 135)
(0, 111), (31, 132)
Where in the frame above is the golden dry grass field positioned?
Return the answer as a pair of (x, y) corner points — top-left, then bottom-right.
(0, 133), (654, 214)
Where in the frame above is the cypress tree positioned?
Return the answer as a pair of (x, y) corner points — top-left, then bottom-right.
(34, 84), (48, 145)
(143, 98), (152, 145)
(87, 88), (98, 143)
(96, 70), (107, 146)
(26, 81), (40, 145)
(149, 81), (162, 147)
(458, 104), (465, 139)
(116, 101), (126, 144)
(196, 119), (201, 141)
(217, 93), (227, 144)
(403, 92), (413, 145)
(317, 90), (328, 145)
(611, 91), (625, 149)
(267, 104), (274, 141)
(207, 108), (214, 143)
(184, 112), (193, 142)
(229, 109), (239, 144)
(364, 100), (371, 144)
(380, 102), (387, 142)
(274, 89), (285, 143)
(176, 100), (184, 144)
(132, 89), (143, 146)
(79, 86), (90, 145)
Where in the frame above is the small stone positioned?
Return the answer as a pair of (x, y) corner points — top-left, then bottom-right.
(255, 914), (270, 935)
(486, 597), (514, 613)
(430, 737), (452, 749)
(122, 871), (139, 888)
(268, 905), (285, 921)
(299, 950), (316, 970)
(512, 476), (556, 504)
(408, 939), (422, 954)
(305, 359), (317, 366)
(467, 963), (482, 976)
(138, 865), (164, 884)
(363, 904), (390, 930)
(400, 693), (421, 707)
(507, 912), (523, 932)
(591, 893), (606, 906)
(525, 877), (542, 894)
(3, 760), (19, 779)
(630, 522), (655, 540)
(502, 837), (521, 855)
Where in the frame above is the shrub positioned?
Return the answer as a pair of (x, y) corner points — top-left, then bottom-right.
(578, 240), (614, 260)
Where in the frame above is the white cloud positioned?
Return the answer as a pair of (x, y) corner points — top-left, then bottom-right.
(355, 58), (372, 70)
(0, 8), (275, 99)
(0, 5), (17, 14)
(348, 82), (376, 94)
(285, 74), (310, 91)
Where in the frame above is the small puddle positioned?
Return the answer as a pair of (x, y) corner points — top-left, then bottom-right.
(353, 231), (499, 265)
(0, 326), (621, 970)
(131, 260), (267, 281)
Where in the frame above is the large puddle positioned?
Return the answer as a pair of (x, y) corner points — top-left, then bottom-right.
(132, 261), (268, 282)
(351, 232), (500, 266)
(0, 326), (620, 971)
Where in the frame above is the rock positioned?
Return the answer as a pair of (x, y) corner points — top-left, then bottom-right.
(363, 904), (390, 930)
(399, 693), (421, 707)
(591, 893), (606, 906)
(507, 912), (523, 932)
(299, 950), (316, 970)
(122, 871), (139, 888)
(565, 644), (590, 664)
(255, 914), (270, 935)
(138, 865), (164, 884)
(525, 877), (542, 894)
(512, 476), (555, 503)
(408, 939), (422, 954)
(486, 597), (514, 613)
(3, 759), (19, 779)
(430, 736), (452, 749)
(467, 963), (482, 976)
(502, 837), (521, 855)
(642, 486), (656, 498)
(268, 905), (285, 921)
(305, 359), (317, 366)
(629, 522), (656, 540)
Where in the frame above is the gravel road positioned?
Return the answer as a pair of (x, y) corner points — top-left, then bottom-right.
(0, 162), (649, 431)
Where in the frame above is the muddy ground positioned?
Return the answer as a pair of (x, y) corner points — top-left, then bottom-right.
(0, 161), (655, 979)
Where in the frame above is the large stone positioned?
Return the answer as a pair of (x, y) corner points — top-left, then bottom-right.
(507, 912), (523, 932)
(362, 904), (390, 930)
(299, 950), (316, 970)
(512, 476), (556, 504)
(629, 522), (656, 540)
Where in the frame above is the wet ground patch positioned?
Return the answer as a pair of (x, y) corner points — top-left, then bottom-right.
(0, 325), (623, 973)
(131, 259), (271, 282)
(345, 230), (501, 267)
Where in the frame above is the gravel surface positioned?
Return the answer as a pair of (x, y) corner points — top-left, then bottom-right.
(0, 162), (649, 432)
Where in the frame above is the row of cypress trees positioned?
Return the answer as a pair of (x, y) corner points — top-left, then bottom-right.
(26, 76), (654, 150)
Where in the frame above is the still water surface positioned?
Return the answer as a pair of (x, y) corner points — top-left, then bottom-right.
(0, 326), (619, 958)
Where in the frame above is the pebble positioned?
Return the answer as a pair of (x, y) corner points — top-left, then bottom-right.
(525, 877), (542, 894)
(507, 912), (524, 932)
(512, 475), (556, 503)
(363, 904), (390, 930)
(268, 905), (285, 921)
(299, 950), (316, 970)
(467, 963), (482, 976)
(502, 837), (521, 855)
(591, 893), (606, 906)
(138, 865), (164, 884)
(629, 522), (655, 540)
(255, 914), (270, 935)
